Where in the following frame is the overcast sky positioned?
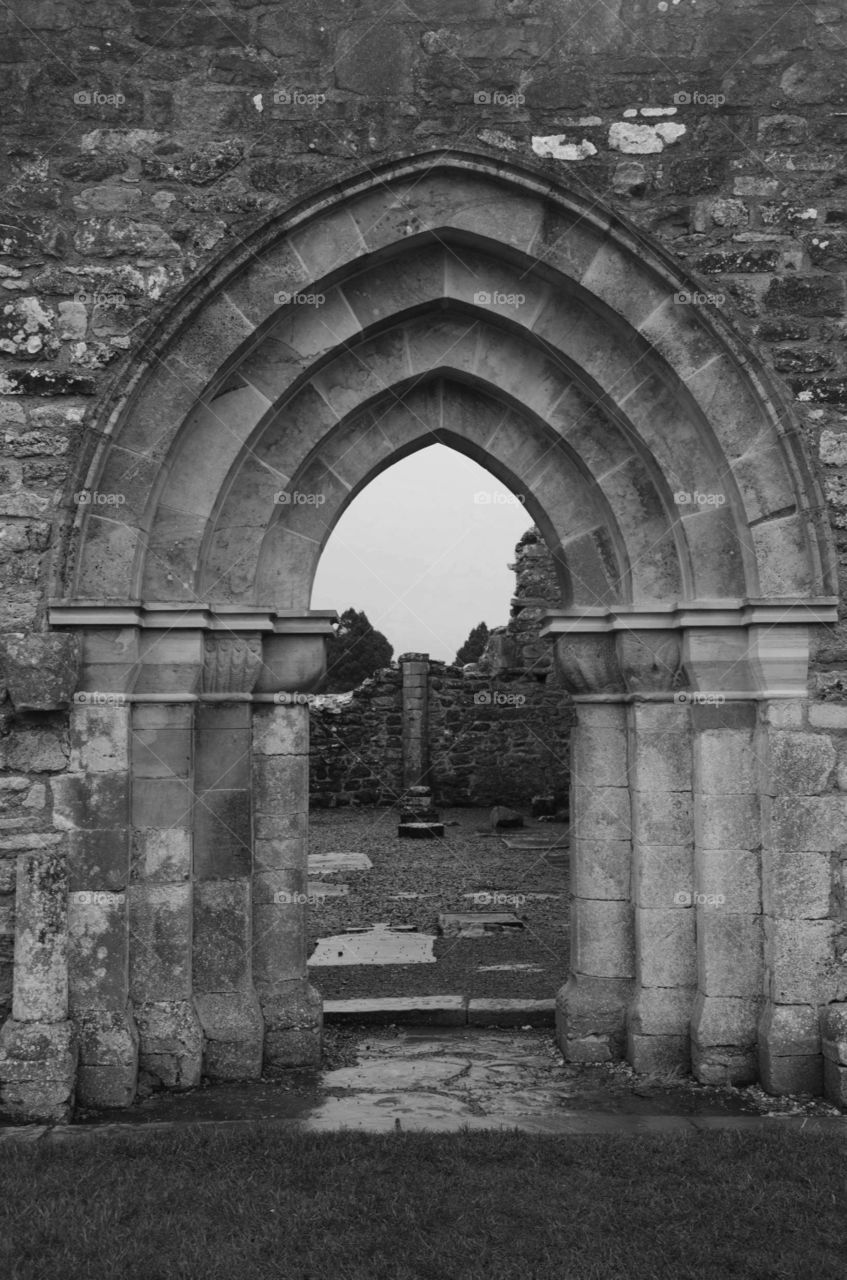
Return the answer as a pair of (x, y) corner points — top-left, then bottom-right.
(311, 444), (533, 662)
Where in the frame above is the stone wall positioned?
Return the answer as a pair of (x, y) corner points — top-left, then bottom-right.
(308, 528), (574, 810)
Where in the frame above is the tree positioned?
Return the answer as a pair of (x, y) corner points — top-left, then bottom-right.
(323, 608), (394, 692)
(455, 621), (490, 666)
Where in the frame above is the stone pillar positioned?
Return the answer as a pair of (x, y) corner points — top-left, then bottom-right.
(61, 696), (138, 1107)
(690, 700), (762, 1084)
(553, 633), (634, 1062)
(758, 699), (839, 1095)
(401, 653), (429, 789)
(128, 629), (204, 1089)
(250, 626), (330, 1069)
(252, 699), (321, 1067)
(0, 841), (79, 1122)
(191, 634), (264, 1080)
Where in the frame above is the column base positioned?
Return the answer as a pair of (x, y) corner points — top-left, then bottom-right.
(0, 1018), (78, 1123)
(555, 973), (632, 1063)
(629, 1034), (690, 1074)
(820, 1003), (847, 1106)
(133, 999), (203, 1090)
(74, 1005), (139, 1108)
(690, 994), (759, 1086)
(759, 1001), (823, 1097)
(258, 980), (322, 1069)
(195, 990), (264, 1080)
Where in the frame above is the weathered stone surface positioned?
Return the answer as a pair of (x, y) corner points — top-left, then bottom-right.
(0, 1019), (78, 1122)
(258, 980), (322, 1068)
(194, 990), (263, 1081)
(133, 1000), (203, 1089)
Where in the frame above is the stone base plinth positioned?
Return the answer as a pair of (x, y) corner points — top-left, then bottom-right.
(133, 999), (203, 1090)
(75, 1006), (139, 1108)
(258, 980), (322, 1068)
(0, 1019), (78, 1123)
(194, 990), (264, 1080)
(556, 973), (632, 1063)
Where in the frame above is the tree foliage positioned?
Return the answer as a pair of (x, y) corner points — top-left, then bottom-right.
(455, 621), (490, 666)
(323, 607), (394, 692)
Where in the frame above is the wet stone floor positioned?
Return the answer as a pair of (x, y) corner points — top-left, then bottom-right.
(71, 1026), (842, 1134)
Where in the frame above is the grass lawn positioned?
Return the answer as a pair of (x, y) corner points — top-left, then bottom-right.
(2, 1125), (844, 1279)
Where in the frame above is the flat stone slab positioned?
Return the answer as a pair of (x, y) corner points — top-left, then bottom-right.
(398, 822), (445, 838)
(475, 963), (545, 973)
(322, 1057), (469, 1091)
(501, 837), (570, 850)
(308, 853), (372, 875)
(323, 996), (467, 1026)
(309, 923), (437, 966)
(467, 999), (556, 1027)
(438, 912), (525, 938)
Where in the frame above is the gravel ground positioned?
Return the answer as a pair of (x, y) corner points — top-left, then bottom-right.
(306, 806), (569, 1001)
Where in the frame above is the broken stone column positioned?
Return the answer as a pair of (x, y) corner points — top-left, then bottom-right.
(690, 700), (762, 1086)
(401, 653), (429, 789)
(552, 633), (634, 1063)
(0, 841), (79, 1122)
(192, 633), (265, 1081)
(128, 629), (204, 1090)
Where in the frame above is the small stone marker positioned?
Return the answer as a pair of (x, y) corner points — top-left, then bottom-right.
(398, 784), (445, 838)
(309, 923), (437, 966)
(438, 912), (526, 938)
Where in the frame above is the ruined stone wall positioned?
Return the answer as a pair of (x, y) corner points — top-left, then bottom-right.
(308, 529), (574, 809)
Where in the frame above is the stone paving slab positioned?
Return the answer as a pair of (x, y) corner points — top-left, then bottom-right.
(323, 996), (467, 1025)
(309, 924), (436, 966)
(308, 852), (373, 875)
(438, 912), (525, 937)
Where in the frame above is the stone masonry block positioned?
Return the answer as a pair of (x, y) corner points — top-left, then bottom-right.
(765, 795), (847, 852)
(694, 847), (761, 913)
(132, 777), (193, 829)
(633, 843), (693, 909)
(128, 883), (192, 1002)
(762, 849), (831, 919)
(12, 849), (69, 1023)
(193, 789), (251, 879)
(636, 907), (697, 988)
(571, 838), (630, 900)
(130, 828), (191, 883)
(252, 706), (309, 757)
(571, 725), (628, 789)
(1, 633), (81, 710)
(572, 898), (634, 979)
(630, 732), (692, 793)
(764, 731), (836, 795)
(133, 999), (202, 1089)
(51, 773), (129, 832)
(556, 973), (633, 1061)
(695, 794), (759, 849)
(0, 1018), (78, 1122)
(765, 917), (838, 1003)
(194, 989), (263, 1081)
(632, 790), (692, 845)
(697, 912), (763, 998)
(253, 902), (307, 984)
(694, 729), (757, 793)
(67, 828), (129, 893)
(68, 891), (127, 1011)
(573, 785), (632, 843)
(252, 754), (309, 814)
(257, 979), (322, 1069)
(193, 879), (253, 993)
(131, 724), (192, 779)
(70, 705), (129, 773)
(627, 984), (694, 1037)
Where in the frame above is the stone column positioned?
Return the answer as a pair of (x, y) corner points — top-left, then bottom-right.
(553, 633), (634, 1062)
(759, 699), (840, 1095)
(127, 628), (204, 1089)
(62, 694), (139, 1107)
(0, 840), (78, 1121)
(401, 653), (429, 789)
(689, 698), (762, 1085)
(250, 626), (332, 1069)
(192, 634), (264, 1079)
(619, 631), (696, 1073)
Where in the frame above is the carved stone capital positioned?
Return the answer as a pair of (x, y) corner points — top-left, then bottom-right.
(553, 633), (625, 697)
(616, 629), (683, 696)
(201, 633), (263, 694)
